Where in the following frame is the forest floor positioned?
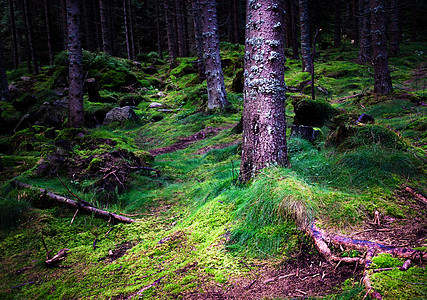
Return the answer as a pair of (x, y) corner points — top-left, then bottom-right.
(0, 41), (426, 299)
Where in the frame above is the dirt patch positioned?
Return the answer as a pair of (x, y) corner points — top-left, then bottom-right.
(183, 250), (362, 299)
(148, 126), (233, 156)
(99, 241), (136, 262)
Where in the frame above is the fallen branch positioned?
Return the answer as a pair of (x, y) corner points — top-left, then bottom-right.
(14, 181), (135, 224)
(45, 248), (69, 267)
(405, 186), (427, 205)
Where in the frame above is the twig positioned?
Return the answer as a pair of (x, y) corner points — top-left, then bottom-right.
(245, 280), (257, 289)
(11, 281), (36, 289)
(104, 226), (114, 238)
(56, 173), (83, 203)
(70, 208), (79, 226)
(41, 234), (51, 260)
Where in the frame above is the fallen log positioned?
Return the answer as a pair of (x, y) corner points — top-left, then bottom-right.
(13, 181), (135, 224)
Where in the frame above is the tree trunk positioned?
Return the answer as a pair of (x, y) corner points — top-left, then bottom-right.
(388, 0), (400, 56)
(156, 1), (164, 60)
(410, 0), (417, 42)
(334, 0), (342, 48)
(67, 0), (84, 128)
(239, 0), (288, 183)
(352, 0), (359, 46)
(43, 0), (54, 65)
(93, 0), (102, 51)
(164, 0), (177, 66)
(370, 0), (392, 95)
(290, 0), (299, 59)
(61, 0), (68, 51)
(99, 0), (113, 55)
(192, 0), (206, 82)
(23, 0), (39, 74)
(358, 0), (371, 64)
(198, 0), (229, 110)
(9, 0), (19, 69)
(0, 34), (11, 102)
(127, 0), (135, 59)
(285, 0), (292, 48)
(299, 0), (312, 73)
(175, 0), (188, 57)
(232, 0), (239, 43)
(123, 0), (131, 60)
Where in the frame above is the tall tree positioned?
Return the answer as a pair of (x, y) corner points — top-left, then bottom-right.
(334, 0), (342, 48)
(44, 0), (54, 65)
(175, 0), (188, 57)
(388, 0), (400, 55)
(23, 0), (39, 74)
(289, 0), (299, 59)
(99, 0), (113, 55)
(197, 0), (229, 110)
(127, 0), (136, 59)
(123, 0), (132, 60)
(239, 0), (288, 183)
(192, 0), (206, 82)
(164, 0), (177, 66)
(299, 0), (312, 73)
(9, 0), (19, 69)
(67, 0), (84, 128)
(358, 0), (371, 63)
(0, 33), (11, 102)
(352, 0), (359, 46)
(155, 0), (164, 60)
(370, 0), (392, 94)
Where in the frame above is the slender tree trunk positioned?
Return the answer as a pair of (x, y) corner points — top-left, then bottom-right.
(290, 0), (299, 59)
(127, 0), (135, 59)
(107, 0), (116, 55)
(352, 0), (359, 46)
(299, 0), (312, 73)
(358, 0), (372, 64)
(0, 34), (11, 102)
(334, 0), (342, 48)
(23, 0), (39, 74)
(164, 0), (177, 66)
(192, 0), (206, 82)
(240, 0), (288, 183)
(388, 0), (400, 55)
(99, 0), (113, 55)
(175, 0), (188, 57)
(43, 0), (54, 65)
(82, 0), (91, 51)
(232, 0), (239, 43)
(61, 0), (68, 51)
(67, 0), (84, 128)
(9, 0), (19, 69)
(198, 0), (229, 110)
(123, 0), (131, 60)
(156, 1), (164, 59)
(370, 0), (392, 95)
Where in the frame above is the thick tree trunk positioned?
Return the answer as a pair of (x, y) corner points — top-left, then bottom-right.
(99, 0), (113, 55)
(358, 0), (372, 64)
(9, 0), (19, 69)
(43, 0), (54, 65)
(299, 0), (312, 73)
(164, 0), (177, 66)
(388, 0), (400, 56)
(239, 0), (288, 183)
(370, 0), (392, 95)
(198, 0), (229, 110)
(192, 0), (206, 82)
(334, 0), (342, 48)
(0, 34), (11, 102)
(23, 0), (39, 74)
(67, 0), (84, 128)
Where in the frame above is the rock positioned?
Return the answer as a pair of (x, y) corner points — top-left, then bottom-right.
(103, 106), (139, 125)
(151, 92), (165, 99)
(356, 113), (375, 124)
(149, 102), (164, 109)
(33, 98), (68, 128)
(291, 125), (321, 143)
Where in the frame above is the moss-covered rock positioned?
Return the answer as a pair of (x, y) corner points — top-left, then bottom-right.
(292, 98), (339, 127)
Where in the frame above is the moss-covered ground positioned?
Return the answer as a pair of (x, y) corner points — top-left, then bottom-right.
(0, 41), (426, 299)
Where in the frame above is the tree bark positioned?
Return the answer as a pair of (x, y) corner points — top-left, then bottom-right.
(9, 0), (19, 69)
(127, 0), (135, 59)
(23, 0), (39, 74)
(44, 0), (54, 65)
(192, 0), (206, 82)
(290, 0), (299, 59)
(352, 0), (359, 46)
(0, 34), (11, 102)
(93, 0), (102, 51)
(239, 0), (288, 183)
(388, 0), (400, 56)
(358, 0), (372, 64)
(155, 1), (164, 60)
(197, 0), (229, 110)
(232, 0), (239, 43)
(175, 0), (188, 57)
(123, 0), (131, 60)
(334, 0), (342, 48)
(99, 0), (113, 55)
(370, 0), (392, 95)
(67, 0), (84, 128)
(299, 0), (312, 73)
(164, 0), (177, 66)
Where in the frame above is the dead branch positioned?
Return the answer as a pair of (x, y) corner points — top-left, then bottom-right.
(45, 248), (69, 267)
(405, 186), (427, 205)
(14, 181), (135, 224)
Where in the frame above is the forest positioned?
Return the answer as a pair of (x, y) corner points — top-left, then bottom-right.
(0, 0), (426, 299)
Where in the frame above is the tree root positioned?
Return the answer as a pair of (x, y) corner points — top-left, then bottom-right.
(305, 222), (427, 299)
(14, 181), (135, 224)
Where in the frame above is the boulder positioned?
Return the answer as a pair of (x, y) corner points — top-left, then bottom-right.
(103, 106), (139, 125)
(148, 102), (164, 109)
